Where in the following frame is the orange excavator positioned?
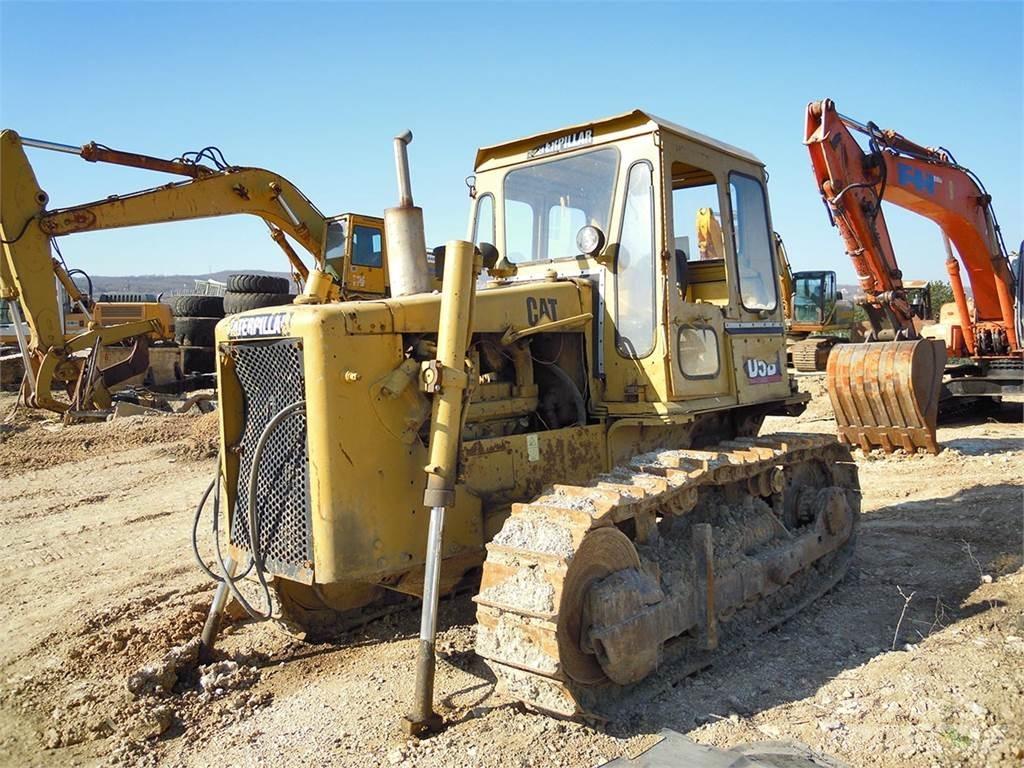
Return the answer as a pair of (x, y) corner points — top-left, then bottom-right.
(805, 98), (1021, 454)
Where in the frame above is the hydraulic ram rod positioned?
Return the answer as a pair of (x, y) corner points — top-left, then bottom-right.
(20, 136), (213, 177)
(404, 239), (480, 737)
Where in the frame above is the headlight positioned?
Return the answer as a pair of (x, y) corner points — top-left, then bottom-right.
(576, 225), (606, 257)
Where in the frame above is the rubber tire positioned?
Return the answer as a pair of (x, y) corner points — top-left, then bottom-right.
(172, 294), (225, 318)
(182, 346), (216, 374)
(226, 273), (290, 295)
(98, 292), (159, 303)
(223, 291), (294, 315)
(173, 316), (219, 347)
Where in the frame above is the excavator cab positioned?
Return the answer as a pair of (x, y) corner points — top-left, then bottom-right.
(790, 270), (854, 331)
(792, 270), (834, 326)
(322, 213), (388, 297)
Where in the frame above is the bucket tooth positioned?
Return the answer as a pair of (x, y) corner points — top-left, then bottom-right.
(826, 340), (946, 454)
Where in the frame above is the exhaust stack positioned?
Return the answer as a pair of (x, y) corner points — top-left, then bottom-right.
(384, 131), (431, 297)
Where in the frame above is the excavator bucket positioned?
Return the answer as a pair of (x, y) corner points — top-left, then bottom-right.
(826, 340), (947, 454)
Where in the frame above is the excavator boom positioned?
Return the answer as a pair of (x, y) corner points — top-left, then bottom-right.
(0, 129), (339, 413)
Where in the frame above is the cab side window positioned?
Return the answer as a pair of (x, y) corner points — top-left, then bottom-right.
(671, 161), (722, 262)
(615, 161), (656, 358)
(351, 225), (383, 268)
(323, 218), (348, 282)
(472, 194), (495, 246)
(823, 271), (837, 320)
(728, 173), (777, 311)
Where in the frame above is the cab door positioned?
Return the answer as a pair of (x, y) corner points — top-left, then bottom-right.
(667, 287), (733, 401)
(345, 215), (387, 296)
(664, 161), (733, 402)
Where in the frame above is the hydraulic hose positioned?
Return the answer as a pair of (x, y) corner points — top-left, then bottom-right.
(191, 472), (254, 584)
(244, 399), (307, 618)
(191, 399), (306, 621)
(191, 477), (218, 580)
(65, 268), (94, 306)
(541, 360), (587, 426)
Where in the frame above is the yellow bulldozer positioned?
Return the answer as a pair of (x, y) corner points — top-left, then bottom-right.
(194, 110), (860, 730)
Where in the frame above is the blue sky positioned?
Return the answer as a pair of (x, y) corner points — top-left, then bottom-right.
(1, 1), (1021, 282)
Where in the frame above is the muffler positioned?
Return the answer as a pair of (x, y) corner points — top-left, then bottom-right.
(826, 339), (947, 454)
(384, 131), (431, 297)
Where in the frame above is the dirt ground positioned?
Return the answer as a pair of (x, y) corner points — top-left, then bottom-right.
(0, 379), (1021, 768)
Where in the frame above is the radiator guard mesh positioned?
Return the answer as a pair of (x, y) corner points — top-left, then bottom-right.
(227, 338), (313, 583)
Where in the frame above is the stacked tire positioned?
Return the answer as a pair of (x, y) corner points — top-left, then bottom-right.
(171, 294), (224, 347)
(171, 294), (224, 374)
(223, 273), (293, 315)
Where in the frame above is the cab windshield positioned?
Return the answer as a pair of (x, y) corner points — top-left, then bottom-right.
(502, 148), (618, 264)
(793, 272), (831, 324)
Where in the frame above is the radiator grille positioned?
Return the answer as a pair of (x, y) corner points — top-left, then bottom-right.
(227, 338), (313, 582)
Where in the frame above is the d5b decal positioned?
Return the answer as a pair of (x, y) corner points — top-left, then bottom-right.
(744, 355), (782, 384)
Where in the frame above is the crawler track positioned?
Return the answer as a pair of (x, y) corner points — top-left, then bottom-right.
(791, 337), (837, 372)
(474, 433), (859, 718)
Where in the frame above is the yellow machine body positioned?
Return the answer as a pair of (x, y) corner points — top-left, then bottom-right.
(92, 301), (174, 341)
(215, 110), (807, 612)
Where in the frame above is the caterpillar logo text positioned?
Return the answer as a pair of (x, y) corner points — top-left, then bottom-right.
(525, 297), (558, 325)
(227, 311), (291, 339)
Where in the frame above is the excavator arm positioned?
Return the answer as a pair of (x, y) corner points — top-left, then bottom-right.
(774, 231), (794, 321)
(0, 129), (328, 413)
(804, 99), (1021, 454)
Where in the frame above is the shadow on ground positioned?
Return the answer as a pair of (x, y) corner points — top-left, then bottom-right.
(940, 400), (1023, 427)
(943, 435), (1024, 455)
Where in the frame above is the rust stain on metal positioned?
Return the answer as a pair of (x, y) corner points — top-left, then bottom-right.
(39, 209), (97, 234)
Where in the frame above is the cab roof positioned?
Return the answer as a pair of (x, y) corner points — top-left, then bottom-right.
(474, 109), (764, 171)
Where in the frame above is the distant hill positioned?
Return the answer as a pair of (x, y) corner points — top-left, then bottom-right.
(87, 270), (291, 296)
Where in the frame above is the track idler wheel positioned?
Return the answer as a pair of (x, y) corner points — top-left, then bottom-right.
(558, 527), (642, 685)
(826, 339), (946, 453)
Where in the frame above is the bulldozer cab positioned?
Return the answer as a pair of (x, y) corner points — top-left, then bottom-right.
(469, 110), (790, 412)
(322, 213), (388, 296)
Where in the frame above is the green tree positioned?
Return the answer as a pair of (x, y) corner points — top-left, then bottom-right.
(927, 280), (954, 320)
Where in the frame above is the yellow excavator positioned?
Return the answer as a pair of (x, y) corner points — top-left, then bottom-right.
(774, 233), (859, 371)
(0, 281), (174, 392)
(191, 111), (860, 733)
(0, 130), (394, 413)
